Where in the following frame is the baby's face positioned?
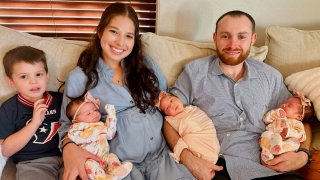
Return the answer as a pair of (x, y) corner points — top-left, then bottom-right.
(159, 95), (184, 116)
(280, 97), (303, 120)
(74, 102), (101, 123)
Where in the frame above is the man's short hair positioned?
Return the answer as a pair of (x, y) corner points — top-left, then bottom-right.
(215, 10), (256, 33)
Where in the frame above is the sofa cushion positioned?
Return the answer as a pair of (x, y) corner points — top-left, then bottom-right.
(141, 32), (268, 87)
(0, 25), (88, 104)
(265, 26), (320, 77)
(285, 67), (320, 121)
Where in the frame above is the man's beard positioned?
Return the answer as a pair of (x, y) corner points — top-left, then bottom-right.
(216, 48), (250, 66)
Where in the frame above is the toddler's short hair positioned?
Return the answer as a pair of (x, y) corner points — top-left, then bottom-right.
(3, 46), (48, 78)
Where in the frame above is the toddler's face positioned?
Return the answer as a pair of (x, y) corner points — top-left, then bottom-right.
(159, 95), (184, 116)
(74, 102), (101, 123)
(280, 97), (303, 120)
(6, 61), (49, 102)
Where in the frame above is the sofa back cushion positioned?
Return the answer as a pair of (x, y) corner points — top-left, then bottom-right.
(265, 26), (320, 77)
(0, 25), (88, 104)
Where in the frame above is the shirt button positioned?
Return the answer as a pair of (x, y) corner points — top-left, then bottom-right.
(226, 133), (230, 137)
(150, 137), (154, 140)
(239, 117), (243, 121)
(130, 100), (134, 104)
(237, 100), (241, 105)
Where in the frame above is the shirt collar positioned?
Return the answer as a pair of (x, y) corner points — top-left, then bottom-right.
(96, 57), (125, 78)
(210, 56), (258, 80)
(97, 57), (114, 78)
(18, 91), (53, 108)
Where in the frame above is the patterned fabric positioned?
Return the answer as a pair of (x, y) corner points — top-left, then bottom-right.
(171, 55), (292, 180)
(68, 104), (132, 179)
(260, 108), (306, 162)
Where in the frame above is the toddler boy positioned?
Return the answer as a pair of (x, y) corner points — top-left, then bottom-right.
(0, 46), (63, 180)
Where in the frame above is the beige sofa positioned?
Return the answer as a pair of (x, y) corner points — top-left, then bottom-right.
(1, 24), (320, 179)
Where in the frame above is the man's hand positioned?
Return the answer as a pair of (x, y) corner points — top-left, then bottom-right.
(263, 151), (308, 172)
(62, 142), (101, 180)
(180, 150), (223, 180)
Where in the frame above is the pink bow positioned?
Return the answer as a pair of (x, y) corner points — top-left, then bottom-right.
(84, 92), (101, 109)
(155, 91), (168, 108)
(293, 91), (311, 107)
(72, 92), (100, 122)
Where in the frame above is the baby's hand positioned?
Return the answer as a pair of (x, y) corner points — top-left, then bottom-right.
(32, 99), (48, 127)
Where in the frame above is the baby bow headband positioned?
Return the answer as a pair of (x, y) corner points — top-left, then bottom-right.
(154, 91), (168, 108)
(72, 92), (101, 121)
(294, 91), (311, 107)
(293, 91), (311, 118)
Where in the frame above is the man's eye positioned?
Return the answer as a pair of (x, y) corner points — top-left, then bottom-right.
(239, 35), (247, 40)
(221, 35), (228, 39)
(36, 73), (43, 77)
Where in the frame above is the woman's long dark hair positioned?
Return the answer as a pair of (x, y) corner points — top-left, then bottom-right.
(77, 3), (159, 113)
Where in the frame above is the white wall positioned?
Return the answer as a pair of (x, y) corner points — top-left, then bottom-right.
(157, 0), (320, 46)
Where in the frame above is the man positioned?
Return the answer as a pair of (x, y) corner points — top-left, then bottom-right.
(163, 10), (311, 180)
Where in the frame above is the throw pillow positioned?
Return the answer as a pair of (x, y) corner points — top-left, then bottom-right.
(265, 26), (320, 77)
(285, 67), (320, 121)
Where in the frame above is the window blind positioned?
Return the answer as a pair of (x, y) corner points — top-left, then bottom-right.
(0, 0), (157, 41)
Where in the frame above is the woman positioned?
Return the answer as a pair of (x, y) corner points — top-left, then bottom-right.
(58, 3), (194, 180)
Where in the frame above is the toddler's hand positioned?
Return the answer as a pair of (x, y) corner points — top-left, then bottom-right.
(32, 99), (47, 127)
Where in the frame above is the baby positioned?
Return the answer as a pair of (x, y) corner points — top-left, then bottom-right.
(260, 92), (314, 162)
(66, 92), (132, 180)
(156, 91), (220, 163)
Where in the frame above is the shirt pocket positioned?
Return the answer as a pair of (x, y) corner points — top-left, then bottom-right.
(247, 93), (269, 130)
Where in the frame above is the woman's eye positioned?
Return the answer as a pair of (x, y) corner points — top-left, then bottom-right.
(36, 73), (43, 77)
(110, 30), (117, 34)
(126, 35), (134, 39)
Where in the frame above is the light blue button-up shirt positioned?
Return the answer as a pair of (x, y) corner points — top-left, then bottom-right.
(171, 55), (292, 180)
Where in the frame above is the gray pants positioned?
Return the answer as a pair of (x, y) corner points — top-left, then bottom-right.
(2, 156), (63, 180)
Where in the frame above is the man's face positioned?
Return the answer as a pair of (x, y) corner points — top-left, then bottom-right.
(214, 15), (257, 66)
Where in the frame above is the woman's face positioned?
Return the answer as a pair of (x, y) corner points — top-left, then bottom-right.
(100, 15), (135, 65)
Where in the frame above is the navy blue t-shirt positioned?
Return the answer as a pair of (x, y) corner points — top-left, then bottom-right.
(0, 91), (62, 163)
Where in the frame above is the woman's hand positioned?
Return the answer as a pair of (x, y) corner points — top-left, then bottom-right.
(180, 150), (223, 180)
(62, 143), (101, 180)
(263, 151), (307, 172)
